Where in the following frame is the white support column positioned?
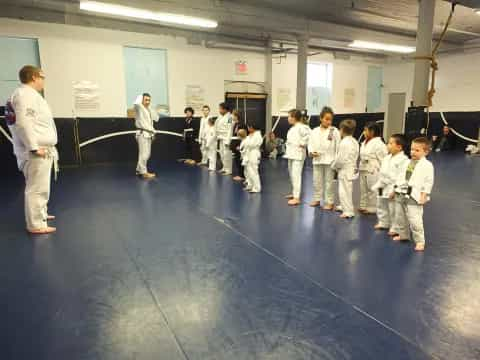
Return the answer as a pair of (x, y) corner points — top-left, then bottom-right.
(296, 35), (308, 109)
(265, 38), (273, 133)
(412, 0), (436, 107)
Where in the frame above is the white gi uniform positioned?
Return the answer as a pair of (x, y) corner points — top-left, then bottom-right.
(243, 131), (263, 193)
(284, 123), (311, 199)
(308, 126), (340, 205)
(359, 137), (388, 213)
(198, 115), (210, 165)
(204, 124), (217, 171)
(371, 152), (409, 230)
(394, 157), (434, 245)
(331, 136), (359, 218)
(8, 84), (58, 230)
(216, 112), (233, 174)
(134, 101), (159, 175)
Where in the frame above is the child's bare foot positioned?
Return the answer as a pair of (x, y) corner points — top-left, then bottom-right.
(288, 198), (301, 206)
(358, 208), (367, 213)
(340, 214), (353, 219)
(233, 176), (244, 181)
(285, 194), (294, 199)
(393, 235), (408, 242)
(309, 201), (321, 207)
(374, 224), (388, 230)
(414, 243), (425, 252)
(388, 231), (398, 236)
(47, 215), (56, 220)
(323, 204), (334, 211)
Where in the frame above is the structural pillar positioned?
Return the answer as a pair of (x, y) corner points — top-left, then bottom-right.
(412, 0), (436, 107)
(296, 35), (308, 109)
(265, 38), (273, 133)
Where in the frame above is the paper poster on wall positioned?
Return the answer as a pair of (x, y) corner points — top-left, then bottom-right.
(277, 88), (292, 111)
(73, 81), (100, 114)
(185, 85), (205, 113)
(344, 88), (355, 108)
(235, 60), (248, 75)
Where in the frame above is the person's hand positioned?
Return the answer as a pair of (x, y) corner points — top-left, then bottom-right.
(311, 152), (319, 158)
(432, 135), (438, 141)
(418, 193), (428, 205)
(236, 146), (240, 151)
(389, 192), (395, 200)
(35, 148), (47, 158)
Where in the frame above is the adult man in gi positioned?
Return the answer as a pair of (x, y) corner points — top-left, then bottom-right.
(134, 93), (159, 179)
(7, 65), (58, 234)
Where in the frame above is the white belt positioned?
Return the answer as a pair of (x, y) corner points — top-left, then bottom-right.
(45, 146), (59, 181)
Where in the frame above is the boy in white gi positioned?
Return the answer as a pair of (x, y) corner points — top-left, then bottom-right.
(243, 124), (263, 193)
(198, 105), (211, 166)
(7, 65), (58, 234)
(331, 119), (359, 219)
(371, 134), (409, 233)
(204, 117), (217, 172)
(134, 93), (159, 179)
(307, 106), (340, 210)
(359, 123), (388, 214)
(393, 137), (434, 252)
(216, 102), (233, 175)
(284, 109), (311, 206)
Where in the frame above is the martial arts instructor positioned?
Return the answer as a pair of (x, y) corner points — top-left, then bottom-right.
(7, 65), (58, 234)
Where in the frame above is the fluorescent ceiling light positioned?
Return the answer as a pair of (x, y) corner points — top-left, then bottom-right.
(349, 40), (415, 54)
(80, 1), (218, 28)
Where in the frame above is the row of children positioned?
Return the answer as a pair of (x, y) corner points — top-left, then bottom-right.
(284, 107), (434, 252)
(189, 103), (264, 193)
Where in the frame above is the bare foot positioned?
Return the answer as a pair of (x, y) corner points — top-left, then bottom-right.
(233, 176), (244, 181)
(393, 235), (408, 242)
(358, 208), (367, 213)
(323, 204), (334, 211)
(309, 201), (321, 207)
(388, 231), (398, 236)
(285, 194), (294, 199)
(340, 214), (353, 219)
(47, 215), (56, 220)
(414, 244), (425, 252)
(374, 224), (388, 230)
(28, 226), (56, 234)
(142, 172), (156, 179)
(288, 198), (301, 206)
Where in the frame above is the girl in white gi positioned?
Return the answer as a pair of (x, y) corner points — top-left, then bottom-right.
(134, 93), (159, 179)
(237, 129), (249, 188)
(331, 119), (359, 219)
(307, 106), (340, 210)
(216, 102), (233, 175)
(243, 124), (263, 193)
(198, 104), (211, 166)
(284, 109), (311, 206)
(371, 134), (409, 233)
(204, 117), (217, 172)
(359, 123), (388, 214)
(7, 65), (58, 234)
(393, 137), (434, 252)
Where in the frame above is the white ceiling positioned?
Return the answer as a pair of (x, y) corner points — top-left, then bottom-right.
(2, 0), (480, 54)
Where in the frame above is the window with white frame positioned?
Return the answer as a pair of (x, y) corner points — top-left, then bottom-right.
(306, 62), (333, 115)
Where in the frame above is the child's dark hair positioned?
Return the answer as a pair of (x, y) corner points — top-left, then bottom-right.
(247, 122), (258, 130)
(288, 109), (302, 121)
(339, 119), (356, 136)
(365, 122), (382, 137)
(219, 102), (229, 111)
(390, 134), (407, 150)
(208, 117), (215, 125)
(412, 136), (432, 151)
(320, 106), (334, 119)
(202, 104), (210, 110)
(142, 93), (151, 99)
(184, 106), (194, 115)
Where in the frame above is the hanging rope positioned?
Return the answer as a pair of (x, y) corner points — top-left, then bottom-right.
(414, 2), (456, 108)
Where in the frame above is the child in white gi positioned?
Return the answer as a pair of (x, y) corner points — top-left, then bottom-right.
(198, 104), (211, 166)
(371, 134), (409, 233)
(393, 137), (434, 252)
(359, 122), (388, 214)
(243, 124), (263, 193)
(284, 109), (311, 206)
(204, 118), (217, 172)
(307, 106), (340, 210)
(331, 119), (359, 219)
(216, 102), (233, 175)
